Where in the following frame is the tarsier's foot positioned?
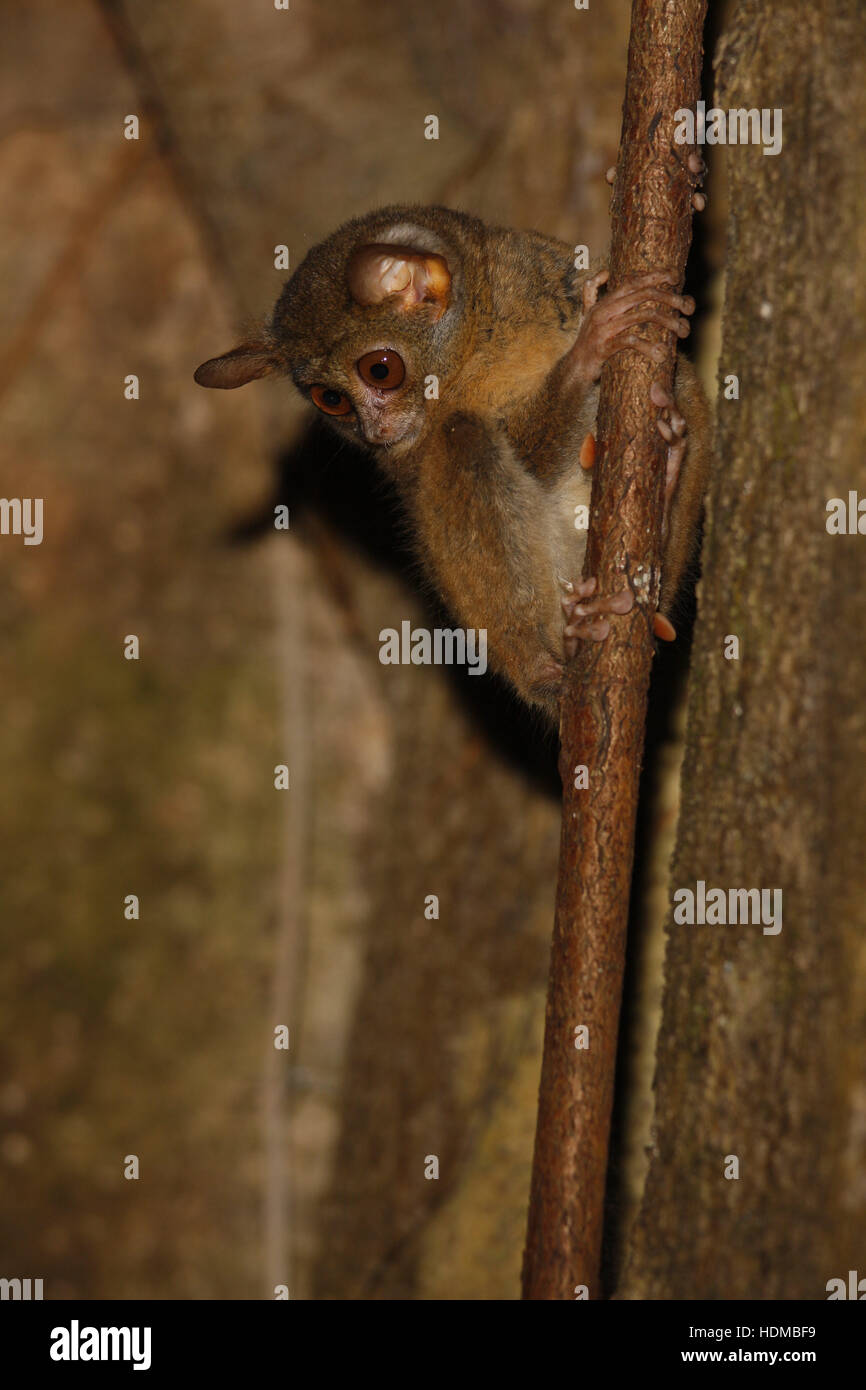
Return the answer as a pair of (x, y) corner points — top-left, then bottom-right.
(687, 151), (708, 210)
(560, 576), (634, 657)
(559, 576), (676, 649)
(569, 269), (695, 385)
(609, 151), (707, 208)
(565, 381), (691, 652)
(651, 379), (690, 643)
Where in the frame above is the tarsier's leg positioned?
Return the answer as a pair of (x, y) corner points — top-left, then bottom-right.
(654, 355), (713, 632)
(652, 380), (688, 542)
(536, 349), (712, 707)
(558, 268), (709, 647)
(582, 154), (710, 641)
(564, 358), (710, 649)
(564, 378), (690, 645)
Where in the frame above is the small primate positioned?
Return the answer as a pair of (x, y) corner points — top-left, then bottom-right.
(195, 205), (711, 721)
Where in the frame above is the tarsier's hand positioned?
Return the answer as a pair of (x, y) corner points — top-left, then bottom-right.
(567, 269), (695, 386)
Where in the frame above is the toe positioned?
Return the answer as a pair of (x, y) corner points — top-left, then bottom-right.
(656, 417), (675, 444)
(653, 613), (677, 642)
(565, 617), (611, 644)
(604, 586), (634, 616)
(651, 380), (675, 410)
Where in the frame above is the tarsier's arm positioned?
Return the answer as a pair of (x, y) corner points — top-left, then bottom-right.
(507, 268), (691, 479)
(409, 411), (572, 710)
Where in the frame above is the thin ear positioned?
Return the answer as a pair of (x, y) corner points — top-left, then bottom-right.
(346, 243), (452, 319)
(194, 342), (279, 389)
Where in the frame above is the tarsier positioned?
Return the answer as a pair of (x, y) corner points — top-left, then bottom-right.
(195, 205), (711, 722)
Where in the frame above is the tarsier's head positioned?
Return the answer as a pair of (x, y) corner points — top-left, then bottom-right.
(195, 205), (481, 459)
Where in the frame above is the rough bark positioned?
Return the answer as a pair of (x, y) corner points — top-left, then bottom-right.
(620, 0), (866, 1298)
(523, 0), (706, 1300)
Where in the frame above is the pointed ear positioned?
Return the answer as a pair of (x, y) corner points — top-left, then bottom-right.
(194, 342), (279, 389)
(347, 243), (452, 319)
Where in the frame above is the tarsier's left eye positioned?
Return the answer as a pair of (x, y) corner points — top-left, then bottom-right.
(356, 349), (405, 389)
(311, 385), (352, 416)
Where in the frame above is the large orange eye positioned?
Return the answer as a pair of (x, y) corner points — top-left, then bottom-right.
(356, 349), (405, 390)
(311, 385), (352, 416)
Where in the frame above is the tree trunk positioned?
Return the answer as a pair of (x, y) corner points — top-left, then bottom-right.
(523, 0), (706, 1301)
(619, 0), (866, 1299)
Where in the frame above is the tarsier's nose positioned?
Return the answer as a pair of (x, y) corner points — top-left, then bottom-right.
(365, 422), (396, 444)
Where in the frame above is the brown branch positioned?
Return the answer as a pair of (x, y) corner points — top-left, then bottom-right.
(522, 0), (707, 1300)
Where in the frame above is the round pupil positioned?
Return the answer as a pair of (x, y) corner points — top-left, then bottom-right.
(323, 389), (343, 406)
(369, 362), (389, 381)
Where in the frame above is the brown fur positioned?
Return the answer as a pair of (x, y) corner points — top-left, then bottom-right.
(195, 205), (713, 721)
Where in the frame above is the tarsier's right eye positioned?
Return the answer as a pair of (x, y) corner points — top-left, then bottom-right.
(311, 386), (352, 416)
(356, 349), (406, 389)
